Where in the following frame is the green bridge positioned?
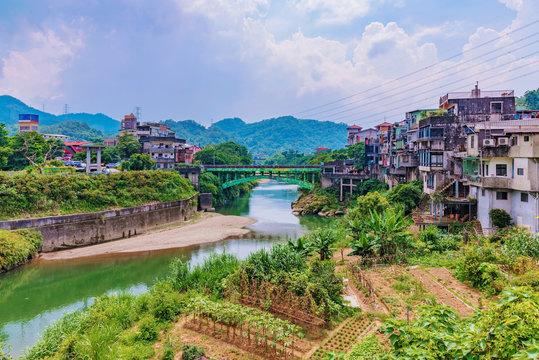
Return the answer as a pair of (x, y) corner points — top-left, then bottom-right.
(203, 165), (321, 189)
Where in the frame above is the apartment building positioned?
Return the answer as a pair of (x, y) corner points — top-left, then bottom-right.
(463, 119), (539, 234)
(137, 123), (186, 169)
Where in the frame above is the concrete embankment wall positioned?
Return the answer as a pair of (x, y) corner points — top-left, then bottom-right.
(0, 196), (197, 252)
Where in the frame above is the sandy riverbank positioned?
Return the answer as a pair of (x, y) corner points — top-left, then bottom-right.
(39, 213), (257, 261)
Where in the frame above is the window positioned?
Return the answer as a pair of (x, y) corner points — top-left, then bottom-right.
(496, 191), (508, 200)
(490, 102), (502, 114)
(496, 164), (507, 176)
(517, 168), (524, 176)
(524, 135), (530, 142)
(481, 189), (485, 196)
(427, 173), (435, 189)
(471, 135), (475, 148)
(521, 193), (529, 202)
(431, 154), (443, 167)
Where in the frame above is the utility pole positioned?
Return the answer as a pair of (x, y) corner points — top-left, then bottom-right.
(135, 106), (141, 122)
(64, 104), (69, 121)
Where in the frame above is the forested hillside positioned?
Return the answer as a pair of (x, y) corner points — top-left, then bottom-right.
(40, 121), (105, 141)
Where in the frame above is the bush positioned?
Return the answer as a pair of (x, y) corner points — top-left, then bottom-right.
(386, 181), (422, 214)
(162, 338), (175, 360)
(489, 208), (512, 228)
(455, 244), (504, 294)
(135, 316), (158, 342)
(0, 229), (42, 271)
(501, 226), (539, 260)
(181, 344), (205, 360)
(511, 270), (539, 291)
(0, 171), (196, 219)
(416, 226), (460, 253)
(148, 281), (184, 322)
(122, 153), (155, 171)
(345, 334), (382, 360)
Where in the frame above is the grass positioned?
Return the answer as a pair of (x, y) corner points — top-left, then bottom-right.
(0, 229), (42, 271)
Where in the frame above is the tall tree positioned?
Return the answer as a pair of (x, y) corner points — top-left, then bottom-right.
(8, 132), (64, 173)
(116, 133), (141, 159)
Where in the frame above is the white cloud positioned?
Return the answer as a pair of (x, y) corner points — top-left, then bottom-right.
(294, 0), (373, 25)
(0, 26), (83, 103)
(175, 0), (269, 21)
(498, 0), (523, 11)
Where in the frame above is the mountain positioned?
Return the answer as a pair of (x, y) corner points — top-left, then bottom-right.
(0, 95), (120, 134)
(40, 121), (105, 141)
(164, 116), (348, 155)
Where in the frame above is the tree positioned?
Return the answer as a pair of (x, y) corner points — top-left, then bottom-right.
(489, 208), (512, 228)
(122, 153), (155, 171)
(386, 181), (423, 214)
(0, 123), (11, 169)
(101, 147), (121, 164)
(194, 141), (252, 165)
(116, 133), (141, 159)
(523, 88), (539, 109)
(7, 132), (64, 173)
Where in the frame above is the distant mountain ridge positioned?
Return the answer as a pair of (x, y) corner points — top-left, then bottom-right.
(0, 95), (348, 154)
(0, 95), (120, 134)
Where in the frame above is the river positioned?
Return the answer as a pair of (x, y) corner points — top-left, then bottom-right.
(0, 181), (330, 358)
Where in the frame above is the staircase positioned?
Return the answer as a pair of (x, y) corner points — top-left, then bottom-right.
(472, 221), (484, 236)
(437, 179), (456, 194)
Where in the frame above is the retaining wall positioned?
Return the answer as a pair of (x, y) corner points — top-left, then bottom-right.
(0, 196), (197, 252)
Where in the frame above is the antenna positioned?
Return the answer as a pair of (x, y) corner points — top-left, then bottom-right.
(64, 104), (69, 122)
(135, 106), (141, 121)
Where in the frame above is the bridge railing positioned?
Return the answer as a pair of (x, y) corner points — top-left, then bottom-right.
(202, 165), (321, 169)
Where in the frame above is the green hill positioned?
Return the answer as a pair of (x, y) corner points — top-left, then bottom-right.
(0, 95), (120, 134)
(40, 121), (105, 141)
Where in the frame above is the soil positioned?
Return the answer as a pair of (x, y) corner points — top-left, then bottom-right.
(423, 267), (483, 308)
(408, 268), (474, 317)
(39, 213), (257, 261)
(362, 267), (410, 319)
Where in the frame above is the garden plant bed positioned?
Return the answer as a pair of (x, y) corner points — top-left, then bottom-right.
(408, 268), (474, 317)
(423, 267), (483, 308)
(309, 315), (373, 360)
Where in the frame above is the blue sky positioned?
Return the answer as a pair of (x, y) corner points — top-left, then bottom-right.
(0, 0), (537, 127)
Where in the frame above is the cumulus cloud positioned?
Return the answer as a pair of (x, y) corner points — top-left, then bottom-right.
(294, 0), (373, 25)
(175, 0), (269, 21)
(0, 26), (83, 103)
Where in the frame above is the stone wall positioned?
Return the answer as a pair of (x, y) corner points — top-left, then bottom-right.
(0, 196), (197, 252)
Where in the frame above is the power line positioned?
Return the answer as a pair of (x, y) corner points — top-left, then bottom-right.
(292, 19), (539, 117)
(320, 51), (539, 121)
(330, 66), (539, 127)
(304, 35), (539, 118)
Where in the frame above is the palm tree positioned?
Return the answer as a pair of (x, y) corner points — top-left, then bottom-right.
(362, 208), (412, 256)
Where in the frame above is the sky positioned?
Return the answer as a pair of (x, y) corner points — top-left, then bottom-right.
(0, 0), (538, 128)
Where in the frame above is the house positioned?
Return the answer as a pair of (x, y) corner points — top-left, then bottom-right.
(137, 123), (186, 169)
(63, 141), (90, 159)
(463, 119), (539, 234)
(346, 125), (362, 146)
(103, 138), (117, 147)
(177, 144), (202, 164)
(119, 114), (139, 136)
(18, 114), (39, 133)
(42, 134), (69, 141)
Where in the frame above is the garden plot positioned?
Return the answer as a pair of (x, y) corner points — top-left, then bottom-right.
(423, 267), (483, 308)
(362, 266), (435, 319)
(408, 268), (474, 317)
(309, 315), (373, 360)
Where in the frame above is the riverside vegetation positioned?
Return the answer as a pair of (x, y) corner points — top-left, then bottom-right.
(0, 229), (42, 272)
(3, 179), (539, 359)
(0, 171), (196, 219)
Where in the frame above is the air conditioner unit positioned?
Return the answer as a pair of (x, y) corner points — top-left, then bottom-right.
(483, 139), (495, 147)
(497, 137), (509, 146)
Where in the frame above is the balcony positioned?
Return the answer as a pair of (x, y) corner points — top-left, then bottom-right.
(150, 146), (174, 153)
(481, 146), (509, 158)
(399, 158), (419, 167)
(481, 176), (512, 189)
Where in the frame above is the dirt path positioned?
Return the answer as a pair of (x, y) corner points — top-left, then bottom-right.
(408, 268), (474, 317)
(39, 213), (257, 261)
(424, 267), (483, 308)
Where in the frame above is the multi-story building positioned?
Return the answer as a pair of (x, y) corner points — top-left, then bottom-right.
(103, 138), (117, 147)
(176, 144), (201, 164)
(462, 119), (539, 234)
(42, 133), (69, 141)
(137, 123), (186, 169)
(18, 114), (39, 133)
(120, 114), (139, 135)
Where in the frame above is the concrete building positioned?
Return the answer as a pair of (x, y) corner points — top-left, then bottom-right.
(463, 119), (539, 234)
(177, 144), (201, 164)
(42, 134), (69, 141)
(103, 138), (117, 147)
(120, 114), (139, 135)
(137, 123), (186, 169)
(18, 114), (39, 133)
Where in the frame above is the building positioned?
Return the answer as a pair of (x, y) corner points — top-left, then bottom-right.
(347, 125), (362, 146)
(440, 84), (515, 122)
(120, 114), (139, 135)
(42, 134), (69, 141)
(63, 141), (90, 159)
(137, 122), (186, 169)
(176, 144), (201, 164)
(463, 119), (539, 234)
(18, 114), (39, 133)
(103, 138), (117, 147)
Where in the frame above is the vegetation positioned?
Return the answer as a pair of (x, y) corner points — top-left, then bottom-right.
(116, 132), (142, 159)
(121, 153), (155, 170)
(516, 88), (539, 109)
(199, 171), (256, 207)
(265, 142), (365, 167)
(489, 208), (512, 228)
(0, 171), (195, 219)
(181, 344), (205, 360)
(194, 141), (252, 165)
(40, 120), (105, 142)
(0, 229), (42, 271)
(2, 132), (65, 172)
(345, 334), (382, 360)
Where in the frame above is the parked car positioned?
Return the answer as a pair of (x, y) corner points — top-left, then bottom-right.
(105, 162), (121, 169)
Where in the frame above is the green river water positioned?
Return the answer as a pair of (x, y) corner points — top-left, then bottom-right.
(0, 182), (330, 357)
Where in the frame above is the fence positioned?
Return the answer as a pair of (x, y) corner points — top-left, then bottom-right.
(357, 253), (408, 269)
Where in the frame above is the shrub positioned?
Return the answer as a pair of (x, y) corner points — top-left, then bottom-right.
(386, 181), (422, 214)
(416, 226), (460, 253)
(0, 229), (42, 271)
(489, 208), (512, 228)
(148, 281), (183, 322)
(135, 316), (158, 342)
(162, 338), (175, 360)
(181, 344), (205, 360)
(511, 270), (539, 291)
(455, 244), (504, 294)
(345, 334), (382, 360)
(501, 226), (539, 260)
